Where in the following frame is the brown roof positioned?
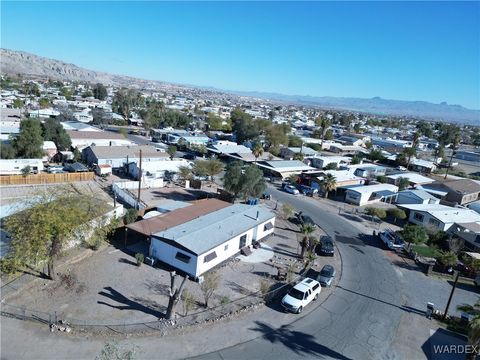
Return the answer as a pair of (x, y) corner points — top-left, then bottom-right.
(126, 198), (231, 236)
(443, 179), (480, 195)
(67, 130), (125, 140)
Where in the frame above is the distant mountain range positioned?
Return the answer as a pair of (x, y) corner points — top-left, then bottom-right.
(1, 48), (479, 124)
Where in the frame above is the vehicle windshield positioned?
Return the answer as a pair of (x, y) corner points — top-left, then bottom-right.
(320, 268), (333, 277)
(288, 288), (305, 300)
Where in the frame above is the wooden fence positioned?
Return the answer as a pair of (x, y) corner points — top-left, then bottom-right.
(0, 172), (95, 186)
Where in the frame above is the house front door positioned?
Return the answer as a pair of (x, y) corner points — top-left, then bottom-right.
(239, 234), (247, 249)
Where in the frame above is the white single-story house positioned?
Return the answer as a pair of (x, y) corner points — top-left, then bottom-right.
(28, 108), (60, 118)
(255, 160), (317, 179)
(396, 189), (440, 205)
(83, 145), (168, 168)
(127, 159), (192, 179)
(149, 203), (275, 278)
(344, 183), (399, 206)
(349, 164), (388, 178)
(0, 159), (44, 175)
(207, 143), (252, 156)
(61, 121), (102, 132)
(312, 169), (366, 189)
(399, 204), (480, 232)
(386, 172), (434, 187)
(67, 130), (135, 150)
(409, 158), (437, 174)
(310, 156), (351, 170)
(280, 147), (320, 160)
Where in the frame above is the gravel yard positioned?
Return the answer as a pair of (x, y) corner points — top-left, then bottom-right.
(4, 212), (337, 326)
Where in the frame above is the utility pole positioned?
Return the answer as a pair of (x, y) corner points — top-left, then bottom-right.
(442, 271), (460, 321)
(137, 149), (142, 209)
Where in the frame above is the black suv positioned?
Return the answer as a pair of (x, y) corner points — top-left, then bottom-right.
(296, 211), (316, 227)
(318, 236), (335, 256)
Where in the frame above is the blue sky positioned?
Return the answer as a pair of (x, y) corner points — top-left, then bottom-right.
(2, 1), (479, 109)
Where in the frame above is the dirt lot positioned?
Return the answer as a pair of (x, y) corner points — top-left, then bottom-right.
(5, 206), (338, 326)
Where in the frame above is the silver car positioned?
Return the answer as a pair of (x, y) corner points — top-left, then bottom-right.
(317, 265), (336, 287)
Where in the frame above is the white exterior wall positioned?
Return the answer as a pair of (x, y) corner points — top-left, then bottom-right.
(71, 138), (135, 150)
(0, 159), (44, 175)
(408, 211), (450, 232)
(345, 190), (367, 206)
(196, 228), (255, 277)
(253, 217), (276, 240)
(150, 239), (198, 277)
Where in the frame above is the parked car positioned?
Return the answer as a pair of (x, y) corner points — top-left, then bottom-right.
(296, 211), (316, 227)
(296, 184), (318, 196)
(379, 229), (405, 250)
(318, 236), (335, 256)
(284, 185), (300, 195)
(317, 265), (336, 287)
(281, 278), (321, 314)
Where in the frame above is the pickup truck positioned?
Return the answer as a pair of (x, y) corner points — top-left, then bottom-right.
(379, 229), (405, 250)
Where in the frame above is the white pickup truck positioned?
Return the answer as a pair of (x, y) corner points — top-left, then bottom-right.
(379, 229), (405, 250)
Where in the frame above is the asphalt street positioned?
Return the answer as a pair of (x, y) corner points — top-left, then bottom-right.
(193, 185), (407, 360)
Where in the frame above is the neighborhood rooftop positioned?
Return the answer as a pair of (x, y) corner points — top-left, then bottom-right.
(400, 204), (480, 224)
(154, 203), (275, 255)
(87, 145), (168, 159)
(126, 198), (230, 236)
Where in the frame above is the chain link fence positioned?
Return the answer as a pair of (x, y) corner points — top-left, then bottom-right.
(1, 271), (307, 335)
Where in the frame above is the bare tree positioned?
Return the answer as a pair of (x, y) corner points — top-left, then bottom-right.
(447, 237), (464, 255)
(200, 271), (220, 307)
(166, 271), (189, 319)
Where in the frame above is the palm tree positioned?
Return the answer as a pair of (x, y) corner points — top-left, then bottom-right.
(299, 224), (315, 259)
(406, 131), (421, 169)
(252, 143), (264, 164)
(322, 174), (337, 198)
(444, 132), (461, 180)
(316, 117), (332, 149)
(457, 300), (480, 360)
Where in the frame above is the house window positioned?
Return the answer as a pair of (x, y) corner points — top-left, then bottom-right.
(413, 212), (424, 222)
(428, 218), (440, 227)
(264, 222), (274, 231)
(224, 244), (229, 251)
(204, 251), (217, 263)
(175, 252), (191, 264)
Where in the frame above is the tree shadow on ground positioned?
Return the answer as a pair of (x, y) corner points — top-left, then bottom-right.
(392, 260), (421, 272)
(225, 280), (255, 296)
(118, 258), (137, 266)
(339, 213), (364, 223)
(250, 321), (352, 359)
(349, 245), (365, 255)
(97, 286), (165, 319)
(447, 280), (479, 293)
(144, 279), (170, 296)
(271, 246), (299, 258)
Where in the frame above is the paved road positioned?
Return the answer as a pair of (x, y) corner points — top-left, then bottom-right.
(193, 185), (407, 360)
(3, 185), (469, 359)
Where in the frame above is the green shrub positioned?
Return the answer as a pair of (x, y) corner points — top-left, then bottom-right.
(123, 209), (138, 225)
(135, 253), (144, 266)
(365, 207), (387, 219)
(220, 296), (230, 305)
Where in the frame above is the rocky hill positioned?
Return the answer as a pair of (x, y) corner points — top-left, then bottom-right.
(0, 48), (162, 88)
(1, 48), (478, 124)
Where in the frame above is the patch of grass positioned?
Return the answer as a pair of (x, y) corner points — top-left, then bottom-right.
(412, 244), (437, 258)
